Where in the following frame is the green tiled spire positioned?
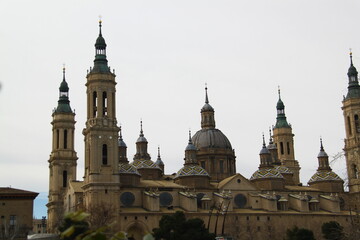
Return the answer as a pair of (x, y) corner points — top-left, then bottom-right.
(55, 67), (72, 113)
(346, 51), (360, 99)
(274, 88), (290, 128)
(91, 19), (110, 73)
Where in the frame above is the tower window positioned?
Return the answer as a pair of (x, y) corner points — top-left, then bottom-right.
(102, 92), (107, 116)
(355, 115), (360, 133)
(219, 160), (224, 173)
(63, 170), (67, 188)
(64, 130), (68, 149)
(102, 144), (108, 165)
(280, 142), (284, 155)
(287, 142), (290, 155)
(348, 116), (352, 135)
(56, 130), (59, 149)
(93, 91), (97, 117)
(353, 164), (358, 179)
(201, 161), (205, 169)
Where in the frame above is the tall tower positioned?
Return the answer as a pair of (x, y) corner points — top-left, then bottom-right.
(47, 67), (78, 232)
(342, 52), (360, 193)
(82, 20), (120, 208)
(272, 89), (300, 185)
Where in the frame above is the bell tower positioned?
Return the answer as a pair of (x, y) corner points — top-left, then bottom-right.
(47, 67), (78, 232)
(272, 89), (301, 185)
(342, 52), (360, 193)
(82, 20), (120, 208)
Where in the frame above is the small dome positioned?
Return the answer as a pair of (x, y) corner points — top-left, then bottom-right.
(308, 171), (343, 183)
(95, 35), (106, 49)
(192, 128), (232, 149)
(250, 168), (284, 180)
(274, 166), (293, 174)
(201, 103), (214, 112)
(136, 136), (148, 143)
(267, 143), (276, 150)
(348, 63), (358, 77)
(260, 146), (270, 155)
(131, 159), (161, 170)
(185, 142), (197, 151)
(317, 150), (328, 158)
(59, 80), (69, 92)
(155, 158), (164, 166)
(119, 163), (141, 176)
(118, 138), (127, 147)
(175, 165), (209, 178)
(276, 97), (285, 110)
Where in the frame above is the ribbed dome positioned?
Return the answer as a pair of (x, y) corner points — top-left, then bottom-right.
(175, 165), (209, 178)
(250, 168), (284, 180)
(95, 35), (106, 49)
(308, 171), (343, 183)
(119, 163), (140, 176)
(192, 128), (232, 149)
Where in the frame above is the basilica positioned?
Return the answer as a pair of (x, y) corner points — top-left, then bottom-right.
(47, 21), (360, 240)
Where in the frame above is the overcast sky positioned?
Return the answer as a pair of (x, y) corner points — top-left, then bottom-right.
(1, 0), (360, 217)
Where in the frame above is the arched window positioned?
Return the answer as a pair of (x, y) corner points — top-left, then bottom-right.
(280, 142), (284, 155)
(102, 92), (107, 116)
(93, 91), (97, 117)
(64, 130), (68, 149)
(102, 144), (108, 165)
(63, 170), (67, 187)
(348, 116), (352, 135)
(355, 115), (360, 133)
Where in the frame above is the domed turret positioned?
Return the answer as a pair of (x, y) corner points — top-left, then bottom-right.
(308, 139), (344, 192)
(174, 131), (210, 188)
(155, 146), (165, 172)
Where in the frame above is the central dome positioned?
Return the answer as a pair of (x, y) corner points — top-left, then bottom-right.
(192, 128), (232, 149)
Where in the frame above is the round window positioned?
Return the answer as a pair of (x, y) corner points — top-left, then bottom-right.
(159, 192), (173, 206)
(234, 194), (247, 208)
(120, 192), (135, 207)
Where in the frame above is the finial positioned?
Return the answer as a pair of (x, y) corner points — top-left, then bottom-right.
(350, 48), (354, 66)
(205, 83), (209, 104)
(119, 124), (123, 140)
(188, 130), (192, 144)
(62, 64), (66, 81)
(98, 15), (102, 36)
(278, 85), (281, 99)
(262, 133), (266, 147)
(320, 137), (324, 151)
(268, 127), (273, 144)
(157, 146), (161, 158)
(140, 119), (144, 137)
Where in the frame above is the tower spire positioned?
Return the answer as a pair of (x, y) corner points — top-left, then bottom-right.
(140, 120), (144, 137)
(320, 137), (324, 152)
(56, 66), (72, 113)
(205, 83), (209, 104)
(275, 87), (290, 128)
(92, 18), (109, 73)
(346, 50), (360, 99)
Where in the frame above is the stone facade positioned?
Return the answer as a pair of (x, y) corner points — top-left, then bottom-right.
(47, 22), (360, 240)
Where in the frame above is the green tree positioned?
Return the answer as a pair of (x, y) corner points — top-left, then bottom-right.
(152, 211), (215, 240)
(286, 226), (315, 240)
(322, 221), (344, 240)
